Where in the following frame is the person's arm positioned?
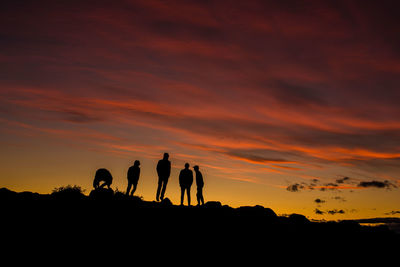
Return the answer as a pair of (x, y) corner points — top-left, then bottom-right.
(190, 171), (194, 186)
(179, 170), (183, 187)
(127, 167), (131, 179)
(156, 161), (160, 176)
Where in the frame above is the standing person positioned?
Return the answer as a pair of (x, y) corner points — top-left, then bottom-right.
(126, 160), (140, 196)
(179, 163), (193, 206)
(193, 165), (204, 206)
(156, 153), (171, 201)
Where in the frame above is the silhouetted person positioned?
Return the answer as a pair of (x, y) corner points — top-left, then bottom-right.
(194, 165), (204, 206)
(126, 160), (140, 196)
(93, 168), (113, 189)
(156, 153), (171, 201)
(179, 163), (193, 206)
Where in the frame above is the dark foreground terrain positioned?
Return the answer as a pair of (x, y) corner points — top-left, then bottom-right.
(2, 187), (398, 260)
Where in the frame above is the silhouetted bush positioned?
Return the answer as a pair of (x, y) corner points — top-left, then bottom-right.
(51, 185), (85, 200)
(113, 189), (126, 200)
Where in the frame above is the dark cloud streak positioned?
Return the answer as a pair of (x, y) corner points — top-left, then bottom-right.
(358, 180), (397, 189)
(315, 209), (345, 215)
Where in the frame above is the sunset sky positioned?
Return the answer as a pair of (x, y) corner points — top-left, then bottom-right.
(1, 0), (400, 220)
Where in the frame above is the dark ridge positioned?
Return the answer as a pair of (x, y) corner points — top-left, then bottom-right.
(1, 187), (398, 257)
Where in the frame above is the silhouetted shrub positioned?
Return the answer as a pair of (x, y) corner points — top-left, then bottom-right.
(113, 189), (126, 200)
(51, 185), (85, 200)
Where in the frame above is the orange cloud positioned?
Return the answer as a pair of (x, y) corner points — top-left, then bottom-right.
(5, 86), (400, 175)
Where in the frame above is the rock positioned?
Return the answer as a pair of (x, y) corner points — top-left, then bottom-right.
(264, 207), (278, 218)
(89, 188), (114, 200)
(0, 188), (18, 200)
(204, 201), (222, 208)
(18, 191), (42, 201)
(161, 197), (173, 207)
(237, 205), (277, 219)
(288, 213), (310, 224)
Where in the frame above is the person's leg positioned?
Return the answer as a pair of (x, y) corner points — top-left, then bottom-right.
(130, 183), (137, 196)
(126, 182), (132, 195)
(156, 177), (162, 201)
(160, 179), (168, 200)
(200, 188), (204, 205)
(180, 187), (185, 205)
(196, 188), (201, 205)
(187, 186), (191, 206)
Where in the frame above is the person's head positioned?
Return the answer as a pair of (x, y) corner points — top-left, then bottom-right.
(185, 163), (189, 169)
(134, 160), (140, 166)
(163, 153), (169, 160)
(193, 165), (199, 171)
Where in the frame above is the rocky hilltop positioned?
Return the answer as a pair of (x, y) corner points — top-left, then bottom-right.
(1, 187), (398, 257)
